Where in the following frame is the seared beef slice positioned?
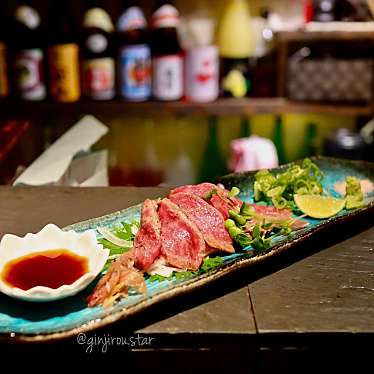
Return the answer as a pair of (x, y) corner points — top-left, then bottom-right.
(158, 198), (206, 270)
(169, 192), (234, 254)
(169, 183), (217, 199)
(134, 199), (162, 271)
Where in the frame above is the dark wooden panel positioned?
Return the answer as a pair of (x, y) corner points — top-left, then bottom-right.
(0, 99), (372, 118)
(250, 226), (374, 334)
(0, 186), (170, 238)
(139, 287), (255, 335)
(278, 30), (374, 42)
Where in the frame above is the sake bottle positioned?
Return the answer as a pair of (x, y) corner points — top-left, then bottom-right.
(81, 3), (115, 100)
(197, 116), (228, 182)
(164, 119), (195, 186)
(272, 116), (287, 165)
(239, 116), (251, 138)
(0, 4), (9, 99)
(47, 1), (81, 102)
(11, 1), (46, 100)
(117, 2), (151, 101)
(299, 122), (318, 159)
(151, 2), (184, 101)
(217, 0), (254, 98)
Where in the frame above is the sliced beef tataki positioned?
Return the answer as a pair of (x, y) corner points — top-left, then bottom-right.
(134, 199), (162, 271)
(169, 192), (234, 254)
(158, 198), (206, 271)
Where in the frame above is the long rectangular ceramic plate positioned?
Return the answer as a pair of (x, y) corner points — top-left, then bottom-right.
(0, 157), (373, 342)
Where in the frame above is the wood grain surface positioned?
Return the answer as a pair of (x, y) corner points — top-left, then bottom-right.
(0, 186), (257, 342)
(0, 186), (373, 347)
(1, 186), (373, 372)
(0, 99), (371, 118)
(251, 226), (374, 334)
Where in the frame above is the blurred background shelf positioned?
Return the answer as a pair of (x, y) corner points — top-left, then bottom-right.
(0, 98), (372, 118)
(278, 29), (374, 42)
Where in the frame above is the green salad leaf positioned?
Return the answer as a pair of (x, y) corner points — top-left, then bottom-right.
(98, 221), (138, 273)
(254, 158), (323, 209)
(97, 238), (128, 254)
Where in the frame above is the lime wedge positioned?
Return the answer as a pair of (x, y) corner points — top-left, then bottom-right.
(294, 194), (345, 219)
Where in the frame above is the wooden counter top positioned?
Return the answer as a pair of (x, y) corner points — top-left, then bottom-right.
(0, 186), (372, 371)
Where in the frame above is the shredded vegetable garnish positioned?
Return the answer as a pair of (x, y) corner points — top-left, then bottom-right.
(148, 256), (224, 283)
(98, 221), (138, 273)
(254, 158), (323, 209)
(97, 227), (133, 248)
(345, 176), (364, 209)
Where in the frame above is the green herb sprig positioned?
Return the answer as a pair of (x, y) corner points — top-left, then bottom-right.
(254, 158), (324, 210)
(98, 220), (139, 272)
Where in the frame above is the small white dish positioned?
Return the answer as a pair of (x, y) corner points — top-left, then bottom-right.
(0, 224), (109, 302)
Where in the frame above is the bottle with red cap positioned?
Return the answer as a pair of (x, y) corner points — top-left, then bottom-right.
(117, 2), (151, 101)
(81, 4), (115, 101)
(151, 2), (184, 101)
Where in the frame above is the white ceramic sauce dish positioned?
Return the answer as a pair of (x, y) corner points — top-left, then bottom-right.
(0, 224), (109, 302)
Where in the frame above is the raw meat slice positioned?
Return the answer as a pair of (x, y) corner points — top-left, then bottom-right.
(170, 183), (242, 220)
(209, 194), (232, 219)
(169, 183), (217, 199)
(87, 250), (146, 307)
(248, 204), (309, 229)
(208, 190), (242, 219)
(158, 198), (206, 270)
(169, 192), (234, 253)
(134, 199), (161, 271)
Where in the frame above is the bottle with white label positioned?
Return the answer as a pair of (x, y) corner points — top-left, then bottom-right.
(117, 4), (151, 101)
(81, 7), (115, 100)
(151, 3), (184, 101)
(183, 2), (219, 103)
(11, 3), (46, 101)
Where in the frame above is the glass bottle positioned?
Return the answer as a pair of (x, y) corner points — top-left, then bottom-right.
(0, 4), (9, 99)
(151, 2), (184, 101)
(299, 122), (318, 159)
(11, 1), (46, 100)
(164, 119), (195, 186)
(47, 1), (81, 102)
(81, 3), (115, 100)
(117, 2), (151, 101)
(197, 116), (228, 182)
(217, 0), (254, 98)
(239, 116), (251, 138)
(272, 116), (287, 165)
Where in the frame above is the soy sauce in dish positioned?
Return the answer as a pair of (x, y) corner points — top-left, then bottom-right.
(1, 249), (88, 290)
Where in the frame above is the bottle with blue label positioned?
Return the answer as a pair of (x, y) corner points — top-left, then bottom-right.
(117, 5), (151, 101)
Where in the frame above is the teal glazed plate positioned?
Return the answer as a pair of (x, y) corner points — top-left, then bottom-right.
(0, 157), (373, 342)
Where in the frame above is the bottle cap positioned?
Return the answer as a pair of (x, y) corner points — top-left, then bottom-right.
(83, 8), (114, 32)
(15, 5), (41, 29)
(117, 6), (147, 31)
(151, 4), (180, 28)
